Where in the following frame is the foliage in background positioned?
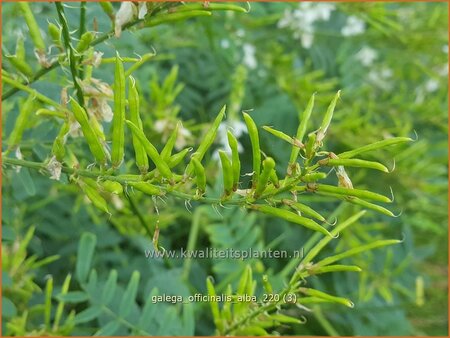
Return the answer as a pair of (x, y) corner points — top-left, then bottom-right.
(2, 1), (448, 336)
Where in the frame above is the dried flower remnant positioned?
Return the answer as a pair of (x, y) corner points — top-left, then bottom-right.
(115, 2), (137, 37)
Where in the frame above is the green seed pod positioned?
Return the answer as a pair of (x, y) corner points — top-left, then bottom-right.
(269, 169), (279, 188)
(48, 22), (61, 46)
(18, 3), (46, 52)
(186, 105), (226, 175)
(145, 10), (212, 28)
(283, 199), (326, 222)
(89, 114), (106, 141)
(206, 276), (223, 332)
(304, 132), (317, 159)
(269, 313), (303, 324)
(102, 180), (123, 195)
(262, 275), (273, 295)
(219, 150), (233, 196)
(301, 172), (327, 182)
(7, 94), (34, 149)
(312, 183), (392, 203)
(128, 181), (163, 196)
(175, 3), (248, 13)
(51, 121), (70, 162)
(254, 157), (276, 198)
(116, 174), (141, 182)
(191, 157), (206, 194)
(221, 284), (232, 321)
(316, 90), (340, 145)
(250, 205), (333, 237)
(111, 53), (126, 168)
(168, 148), (190, 168)
(262, 126), (303, 148)
(290, 93), (315, 170)
(128, 76), (149, 174)
(319, 158), (389, 173)
(160, 121), (180, 161)
(242, 112), (261, 188)
(299, 287), (353, 308)
(80, 182), (109, 214)
(226, 130), (240, 190)
(5, 56), (33, 77)
(15, 35), (26, 60)
(308, 265), (362, 275)
(124, 52), (156, 77)
(70, 98), (107, 165)
(338, 137), (413, 159)
(76, 31), (95, 53)
(345, 196), (395, 217)
(125, 120), (173, 180)
(36, 109), (66, 119)
(99, 2), (115, 20)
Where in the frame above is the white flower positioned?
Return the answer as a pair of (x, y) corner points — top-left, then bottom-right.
(212, 120), (247, 160)
(341, 16), (365, 36)
(425, 79), (439, 92)
(220, 39), (230, 49)
(92, 51), (103, 68)
(243, 43), (257, 69)
(277, 3), (335, 49)
(443, 45), (448, 54)
(355, 46), (378, 66)
(368, 67), (393, 90)
(115, 2), (137, 37)
(138, 2), (148, 19)
(154, 119), (192, 150)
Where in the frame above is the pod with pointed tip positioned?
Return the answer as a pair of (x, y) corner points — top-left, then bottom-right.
(125, 120), (173, 180)
(254, 157), (276, 198)
(243, 112), (261, 188)
(219, 150), (233, 195)
(269, 169), (279, 188)
(80, 182), (109, 214)
(174, 3), (248, 13)
(310, 183), (392, 203)
(145, 10), (212, 27)
(206, 276), (223, 331)
(249, 205), (333, 237)
(102, 180), (123, 195)
(76, 31), (95, 53)
(71, 98), (107, 165)
(18, 3), (45, 52)
(168, 148), (190, 168)
(319, 158), (389, 172)
(316, 91), (340, 145)
(128, 76), (149, 174)
(298, 287), (353, 308)
(8, 95), (34, 150)
(227, 130), (241, 191)
(338, 137), (413, 159)
(161, 121), (180, 161)
(283, 199), (325, 222)
(186, 105), (226, 175)
(111, 54), (126, 168)
(48, 22), (61, 46)
(52, 121), (70, 162)
(191, 157), (206, 194)
(128, 182), (163, 196)
(301, 172), (327, 182)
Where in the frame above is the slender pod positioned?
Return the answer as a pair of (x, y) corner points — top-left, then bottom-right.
(70, 98), (107, 165)
(338, 137), (413, 159)
(305, 132), (317, 159)
(99, 2), (115, 20)
(186, 105), (226, 175)
(192, 157), (206, 194)
(262, 126), (302, 147)
(298, 288), (353, 308)
(283, 199), (325, 222)
(128, 182), (163, 196)
(111, 53), (126, 168)
(262, 275), (273, 295)
(227, 130), (241, 190)
(51, 121), (70, 162)
(161, 121), (180, 161)
(301, 172), (327, 182)
(308, 183), (392, 203)
(76, 31), (95, 53)
(7, 95), (34, 150)
(344, 196), (395, 217)
(289, 94), (315, 168)
(308, 265), (362, 275)
(243, 112), (261, 188)
(168, 148), (190, 168)
(319, 158), (389, 172)
(36, 109), (66, 119)
(128, 76), (149, 174)
(269, 169), (279, 188)
(102, 180), (123, 195)
(125, 53), (156, 77)
(206, 277), (223, 332)
(254, 157), (276, 198)
(48, 23), (62, 46)
(145, 10), (212, 27)
(80, 182), (109, 214)
(174, 3), (248, 13)
(5, 49), (33, 77)
(316, 91), (340, 145)
(219, 150), (233, 195)
(250, 205), (333, 237)
(125, 120), (173, 180)
(89, 114), (106, 141)
(18, 3), (46, 52)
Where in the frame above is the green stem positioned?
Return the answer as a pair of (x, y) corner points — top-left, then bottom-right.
(78, 1), (87, 78)
(55, 2), (85, 108)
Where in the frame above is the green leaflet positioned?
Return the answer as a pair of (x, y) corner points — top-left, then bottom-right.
(338, 137), (413, 159)
(125, 120), (173, 180)
(75, 232), (97, 284)
(119, 271), (140, 317)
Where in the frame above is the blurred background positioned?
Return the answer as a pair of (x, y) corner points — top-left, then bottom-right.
(2, 2), (448, 336)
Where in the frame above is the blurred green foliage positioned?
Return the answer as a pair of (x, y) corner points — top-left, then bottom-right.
(2, 2), (448, 336)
